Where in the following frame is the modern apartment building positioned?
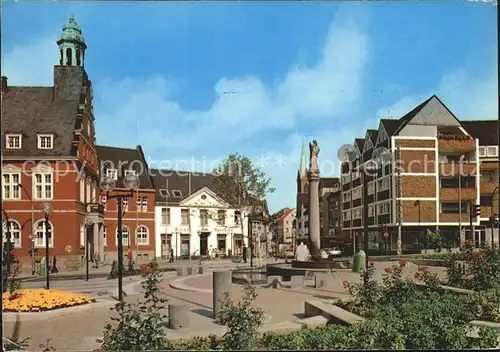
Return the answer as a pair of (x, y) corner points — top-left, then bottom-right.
(341, 95), (499, 253)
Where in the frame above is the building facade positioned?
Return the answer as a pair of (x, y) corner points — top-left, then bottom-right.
(273, 208), (296, 244)
(97, 145), (156, 262)
(1, 16), (104, 269)
(340, 95), (499, 253)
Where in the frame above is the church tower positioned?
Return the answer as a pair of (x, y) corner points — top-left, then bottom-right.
(56, 15), (87, 67)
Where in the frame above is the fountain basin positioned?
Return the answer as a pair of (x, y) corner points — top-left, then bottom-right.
(232, 267), (268, 285)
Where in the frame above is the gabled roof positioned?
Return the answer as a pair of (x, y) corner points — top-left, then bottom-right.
(354, 138), (365, 153)
(380, 119), (401, 137)
(97, 145), (154, 190)
(179, 186), (230, 208)
(461, 120), (498, 145)
(150, 168), (213, 205)
(392, 95), (433, 135)
(276, 208), (295, 222)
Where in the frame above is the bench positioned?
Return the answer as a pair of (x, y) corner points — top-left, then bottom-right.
(304, 300), (365, 326)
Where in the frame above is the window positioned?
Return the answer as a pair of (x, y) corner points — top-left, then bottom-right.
(121, 199), (129, 211)
(106, 169), (118, 180)
(116, 226), (129, 246)
(172, 190), (183, 198)
(161, 208), (171, 225)
(181, 209), (190, 225)
(441, 202), (468, 214)
(341, 174), (350, 185)
(368, 204), (375, 217)
(216, 210), (226, 225)
(377, 202), (391, 215)
(342, 192), (351, 203)
(342, 211), (351, 221)
(91, 184), (96, 203)
(3, 221), (21, 248)
(86, 179), (91, 202)
(352, 187), (362, 200)
(124, 169), (136, 177)
(37, 134), (53, 149)
(5, 134), (22, 149)
(352, 207), (362, 219)
(2, 173), (20, 200)
(136, 226), (149, 245)
(159, 189), (169, 197)
(80, 222), (86, 247)
(377, 178), (390, 192)
(368, 182), (375, 195)
(103, 227), (107, 246)
(352, 171), (361, 180)
(200, 209), (209, 226)
(101, 195), (107, 210)
(234, 211), (241, 226)
(478, 146), (486, 157)
(79, 177), (85, 202)
(137, 196), (148, 212)
(487, 146), (498, 157)
(34, 220), (53, 247)
(34, 172), (52, 199)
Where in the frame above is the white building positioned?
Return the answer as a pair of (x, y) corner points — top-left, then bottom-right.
(151, 170), (253, 259)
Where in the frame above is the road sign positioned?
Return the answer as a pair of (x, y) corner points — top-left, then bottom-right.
(383, 232), (389, 238)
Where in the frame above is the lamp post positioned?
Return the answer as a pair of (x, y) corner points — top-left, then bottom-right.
(248, 205), (264, 270)
(101, 173), (140, 302)
(84, 217), (94, 281)
(41, 202), (53, 290)
(2, 210), (12, 277)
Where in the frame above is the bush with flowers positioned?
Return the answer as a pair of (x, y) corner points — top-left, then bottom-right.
(3, 288), (95, 312)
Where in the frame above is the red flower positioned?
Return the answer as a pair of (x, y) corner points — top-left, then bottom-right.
(342, 280), (350, 287)
(384, 267), (393, 274)
(140, 264), (148, 270)
(143, 267), (153, 275)
(399, 258), (407, 266)
(414, 272), (421, 280)
(369, 261), (374, 266)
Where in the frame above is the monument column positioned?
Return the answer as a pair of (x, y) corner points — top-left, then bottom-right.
(307, 170), (321, 256)
(99, 223), (105, 263)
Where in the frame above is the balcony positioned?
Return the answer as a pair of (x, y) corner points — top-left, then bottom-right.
(439, 162), (477, 176)
(440, 188), (476, 201)
(438, 138), (476, 153)
(87, 203), (104, 216)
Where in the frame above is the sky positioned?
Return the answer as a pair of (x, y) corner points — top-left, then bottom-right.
(1, 1), (498, 213)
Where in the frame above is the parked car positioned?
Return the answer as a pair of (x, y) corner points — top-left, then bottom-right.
(321, 247), (343, 258)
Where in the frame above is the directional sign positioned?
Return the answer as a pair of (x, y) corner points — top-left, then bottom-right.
(383, 232), (389, 238)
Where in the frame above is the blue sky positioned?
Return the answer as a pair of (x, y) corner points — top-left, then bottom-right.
(2, 1), (497, 212)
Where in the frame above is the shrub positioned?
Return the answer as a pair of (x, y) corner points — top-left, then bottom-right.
(340, 262), (380, 317)
(101, 260), (168, 351)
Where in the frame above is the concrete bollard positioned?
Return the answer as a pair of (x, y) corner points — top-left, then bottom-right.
(267, 275), (283, 288)
(187, 266), (195, 276)
(168, 304), (189, 330)
(213, 270), (232, 320)
(198, 266), (204, 274)
(314, 272), (334, 288)
(176, 267), (187, 277)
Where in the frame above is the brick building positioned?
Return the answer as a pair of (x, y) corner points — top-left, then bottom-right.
(273, 208), (296, 245)
(97, 145), (156, 262)
(340, 95), (499, 253)
(1, 16), (104, 269)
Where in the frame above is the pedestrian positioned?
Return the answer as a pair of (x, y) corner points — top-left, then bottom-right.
(170, 248), (174, 263)
(242, 246), (247, 263)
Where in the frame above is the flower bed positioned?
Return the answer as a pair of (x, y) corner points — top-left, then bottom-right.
(3, 289), (95, 312)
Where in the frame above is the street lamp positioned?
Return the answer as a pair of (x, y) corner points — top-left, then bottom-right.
(84, 217), (94, 281)
(41, 202), (53, 290)
(2, 210), (12, 277)
(101, 173), (140, 302)
(248, 204), (264, 269)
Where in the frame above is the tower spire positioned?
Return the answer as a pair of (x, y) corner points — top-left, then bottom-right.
(56, 15), (87, 67)
(299, 140), (307, 177)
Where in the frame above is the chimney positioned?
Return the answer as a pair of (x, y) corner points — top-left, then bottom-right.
(1, 76), (8, 90)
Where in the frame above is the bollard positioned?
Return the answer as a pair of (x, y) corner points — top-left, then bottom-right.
(168, 304), (189, 330)
(177, 267), (187, 277)
(213, 270), (232, 320)
(198, 266), (204, 274)
(187, 266), (194, 276)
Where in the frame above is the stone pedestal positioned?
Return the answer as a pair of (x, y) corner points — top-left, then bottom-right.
(307, 171), (321, 256)
(213, 270), (232, 320)
(168, 304), (189, 330)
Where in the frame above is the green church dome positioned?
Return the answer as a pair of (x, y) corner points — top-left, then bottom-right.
(59, 15), (85, 43)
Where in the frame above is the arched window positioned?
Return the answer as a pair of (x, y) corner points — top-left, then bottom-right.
(80, 222), (85, 247)
(136, 226), (149, 245)
(79, 175), (85, 203)
(66, 48), (72, 66)
(34, 220), (53, 247)
(2, 221), (21, 248)
(103, 227), (107, 246)
(116, 226), (129, 247)
(59, 49), (63, 65)
(76, 49), (81, 66)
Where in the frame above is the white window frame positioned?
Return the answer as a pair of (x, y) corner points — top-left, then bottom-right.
(377, 201), (391, 215)
(106, 169), (118, 180)
(79, 176), (85, 203)
(181, 209), (190, 225)
(37, 134), (54, 149)
(137, 196), (148, 212)
(3, 221), (22, 248)
(368, 181), (375, 195)
(478, 146), (486, 157)
(2, 172), (21, 200)
(159, 189), (169, 197)
(352, 187), (362, 200)
(5, 134), (22, 149)
(136, 226), (149, 245)
(103, 227), (107, 246)
(161, 208), (171, 225)
(101, 195), (107, 210)
(80, 222), (85, 247)
(342, 191), (351, 203)
(172, 190), (183, 198)
(34, 220), (53, 248)
(377, 177), (390, 192)
(33, 172), (53, 200)
(86, 178), (91, 202)
(124, 169), (137, 177)
(368, 204), (375, 217)
(121, 199), (129, 211)
(116, 226), (130, 246)
(486, 146), (498, 157)
(352, 207), (362, 219)
(342, 210), (351, 221)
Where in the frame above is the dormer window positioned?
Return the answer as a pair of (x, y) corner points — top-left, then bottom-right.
(37, 134), (53, 149)
(159, 189), (170, 197)
(6, 134), (22, 149)
(106, 169), (118, 180)
(124, 169), (136, 177)
(172, 190), (183, 198)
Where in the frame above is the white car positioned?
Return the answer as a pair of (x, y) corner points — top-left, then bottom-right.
(322, 247), (342, 258)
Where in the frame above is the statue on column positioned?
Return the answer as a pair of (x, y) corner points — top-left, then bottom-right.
(309, 139), (320, 174)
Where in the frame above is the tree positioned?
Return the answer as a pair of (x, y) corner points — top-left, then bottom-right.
(212, 153), (275, 254)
